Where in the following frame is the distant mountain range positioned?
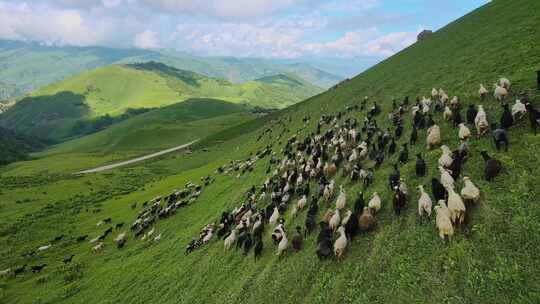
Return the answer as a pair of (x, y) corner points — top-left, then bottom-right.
(0, 61), (321, 141)
(0, 40), (343, 99)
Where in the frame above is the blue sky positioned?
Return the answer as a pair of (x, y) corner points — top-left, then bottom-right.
(0, 0), (489, 64)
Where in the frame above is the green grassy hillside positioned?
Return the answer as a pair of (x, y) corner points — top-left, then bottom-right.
(43, 98), (256, 155)
(0, 127), (46, 166)
(0, 62), (321, 141)
(1, 0), (540, 303)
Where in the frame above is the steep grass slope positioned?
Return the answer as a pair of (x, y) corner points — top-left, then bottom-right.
(0, 62), (321, 141)
(0, 127), (46, 166)
(1, 1), (540, 303)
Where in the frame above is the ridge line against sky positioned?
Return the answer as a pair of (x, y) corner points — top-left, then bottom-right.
(0, 0), (489, 61)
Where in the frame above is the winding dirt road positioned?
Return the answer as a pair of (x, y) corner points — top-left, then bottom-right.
(75, 140), (199, 174)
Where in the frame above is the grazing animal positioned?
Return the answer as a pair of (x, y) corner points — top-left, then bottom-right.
(446, 186), (466, 225)
(31, 264), (47, 273)
(92, 242), (104, 253)
(492, 123), (509, 151)
(242, 233), (253, 255)
(37, 244), (52, 252)
(13, 265), (26, 276)
(499, 77), (511, 90)
(269, 207), (280, 225)
(461, 177), (480, 204)
(297, 195), (307, 211)
(358, 207), (375, 232)
(224, 229), (238, 251)
(438, 145), (454, 168)
(63, 254), (75, 264)
(479, 84), (488, 100)
(466, 104), (478, 125)
(481, 151), (502, 181)
(277, 230), (288, 257)
(475, 105), (489, 137)
(439, 166), (455, 190)
(493, 84), (508, 102)
(76, 235), (88, 242)
(443, 106), (453, 121)
(525, 102), (540, 134)
(333, 227), (348, 262)
(417, 186), (432, 219)
(316, 222), (333, 260)
(458, 123), (471, 141)
(291, 226), (303, 252)
(115, 233), (127, 248)
(415, 154), (426, 177)
(329, 209), (341, 231)
(511, 99), (527, 120)
(392, 186), (407, 216)
(354, 192), (365, 214)
(500, 104), (514, 130)
(426, 124), (441, 150)
(431, 178), (447, 202)
(435, 201), (454, 240)
(368, 192), (381, 213)
(254, 238), (264, 260)
(335, 186), (346, 210)
(398, 144), (409, 164)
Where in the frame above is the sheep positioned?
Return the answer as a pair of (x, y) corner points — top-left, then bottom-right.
(333, 226), (348, 262)
(417, 185), (433, 218)
(115, 233), (127, 248)
(426, 124), (441, 150)
(89, 236), (100, 244)
(316, 222), (333, 260)
(335, 186), (346, 210)
(500, 104), (514, 130)
(461, 176), (480, 204)
(323, 162), (337, 177)
(434, 201), (454, 240)
(358, 207), (375, 232)
(37, 244), (52, 252)
(31, 264), (47, 273)
(224, 229), (238, 251)
(446, 186), (466, 225)
(291, 226), (303, 252)
(499, 77), (511, 90)
(297, 195), (307, 211)
(439, 166), (455, 190)
(431, 178), (447, 202)
(63, 254), (75, 264)
(492, 123), (509, 151)
(511, 99), (527, 120)
(154, 233), (162, 242)
(458, 123), (471, 141)
(467, 104), (478, 125)
(481, 151), (502, 181)
(92, 242), (104, 253)
(329, 209), (341, 231)
(479, 84), (488, 100)
(493, 84), (508, 102)
(438, 145), (454, 168)
(443, 106), (453, 121)
(253, 238), (264, 260)
(431, 88), (439, 99)
(322, 209), (334, 224)
(392, 186), (407, 216)
(368, 192), (381, 213)
(525, 102), (540, 135)
(277, 230), (288, 257)
(475, 105), (489, 137)
(0, 268), (11, 278)
(415, 154), (426, 177)
(269, 207), (280, 225)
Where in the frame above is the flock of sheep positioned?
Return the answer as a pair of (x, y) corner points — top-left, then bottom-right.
(186, 77), (539, 261)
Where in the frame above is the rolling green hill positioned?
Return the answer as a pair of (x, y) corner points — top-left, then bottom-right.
(0, 127), (46, 166)
(0, 40), (341, 100)
(1, 1), (540, 304)
(0, 62), (321, 141)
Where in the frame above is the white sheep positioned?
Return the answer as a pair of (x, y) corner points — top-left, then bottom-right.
(479, 84), (488, 100)
(461, 176), (480, 204)
(443, 106), (453, 121)
(431, 88), (439, 99)
(202, 229), (213, 243)
(92, 242), (104, 253)
(399, 179), (408, 196)
(417, 185), (432, 217)
(475, 105), (489, 137)
(458, 123), (471, 141)
(37, 244), (52, 252)
(439, 166), (455, 190)
(499, 77), (511, 90)
(297, 195), (307, 210)
(512, 99), (527, 120)
(269, 207), (279, 225)
(333, 226), (348, 262)
(329, 209), (341, 231)
(368, 192), (382, 213)
(277, 230), (288, 256)
(435, 201), (454, 240)
(341, 210), (352, 226)
(446, 186), (466, 225)
(450, 96), (460, 109)
(438, 145), (454, 168)
(153, 233), (162, 242)
(89, 236), (100, 244)
(493, 84), (508, 102)
(224, 229), (238, 251)
(335, 186), (346, 210)
(426, 124), (441, 150)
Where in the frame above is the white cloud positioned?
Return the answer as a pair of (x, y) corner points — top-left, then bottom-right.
(134, 30), (161, 49)
(140, 0), (299, 18)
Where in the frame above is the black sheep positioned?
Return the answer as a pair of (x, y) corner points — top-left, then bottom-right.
(452, 110), (462, 128)
(389, 164), (400, 190)
(500, 104), (514, 130)
(431, 178), (447, 202)
(253, 238), (264, 260)
(53, 234), (64, 242)
(31, 264), (47, 273)
(409, 125), (418, 145)
(354, 192), (365, 214)
(63, 254), (75, 264)
(481, 151), (502, 181)
(243, 233), (253, 255)
(395, 123), (403, 138)
(388, 138), (397, 155)
(13, 265), (27, 276)
(344, 210), (360, 240)
(427, 115), (435, 128)
(492, 123), (509, 151)
(398, 144), (409, 164)
(291, 226), (303, 252)
(392, 187), (407, 216)
(76, 235), (88, 242)
(415, 154), (426, 177)
(525, 103), (540, 135)
(467, 105), (478, 125)
(316, 222), (333, 260)
(448, 151), (464, 180)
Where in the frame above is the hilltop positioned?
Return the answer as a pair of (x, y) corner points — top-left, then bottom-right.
(0, 62), (322, 141)
(1, 0), (540, 303)
(0, 41), (341, 99)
